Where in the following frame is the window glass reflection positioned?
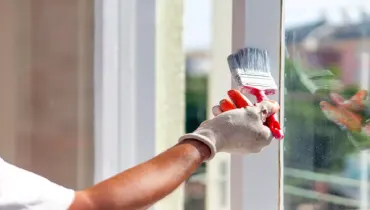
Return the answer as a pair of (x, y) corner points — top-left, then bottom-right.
(284, 2), (370, 209)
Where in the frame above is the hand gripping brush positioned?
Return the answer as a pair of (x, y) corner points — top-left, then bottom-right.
(227, 47), (284, 140)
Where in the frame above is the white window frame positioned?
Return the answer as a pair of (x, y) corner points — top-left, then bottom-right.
(230, 0), (284, 209)
(93, 0), (157, 183)
(93, 1), (185, 210)
(211, 0), (284, 209)
(95, 0), (284, 209)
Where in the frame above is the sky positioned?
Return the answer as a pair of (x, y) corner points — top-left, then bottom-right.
(183, 0), (370, 51)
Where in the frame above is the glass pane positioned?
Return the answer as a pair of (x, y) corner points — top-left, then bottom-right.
(0, 1), (94, 190)
(284, 1), (370, 209)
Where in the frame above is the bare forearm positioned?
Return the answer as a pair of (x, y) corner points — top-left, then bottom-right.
(71, 139), (210, 210)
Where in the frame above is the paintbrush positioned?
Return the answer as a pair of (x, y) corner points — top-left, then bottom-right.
(227, 47), (284, 140)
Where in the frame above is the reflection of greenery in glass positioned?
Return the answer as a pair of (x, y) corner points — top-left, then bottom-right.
(284, 58), (365, 174)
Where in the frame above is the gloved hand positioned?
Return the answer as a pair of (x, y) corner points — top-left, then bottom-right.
(320, 89), (370, 136)
(179, 89), (280, 160)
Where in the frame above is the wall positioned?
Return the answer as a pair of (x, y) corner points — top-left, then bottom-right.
(0, 0), (94, 190)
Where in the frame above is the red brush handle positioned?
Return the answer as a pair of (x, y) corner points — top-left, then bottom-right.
(250, 88), (284, 140)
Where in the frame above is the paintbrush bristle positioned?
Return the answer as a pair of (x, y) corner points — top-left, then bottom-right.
(227, 47), (270, 72)
(227, 47), (278, 91)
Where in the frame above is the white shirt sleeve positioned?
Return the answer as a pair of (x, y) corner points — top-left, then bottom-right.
(0, 158), (75, 210)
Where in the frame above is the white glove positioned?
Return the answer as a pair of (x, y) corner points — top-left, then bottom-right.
(179, 93), (279, 160)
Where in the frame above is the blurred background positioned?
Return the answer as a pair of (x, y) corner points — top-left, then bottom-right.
(1, 0), (370, 210)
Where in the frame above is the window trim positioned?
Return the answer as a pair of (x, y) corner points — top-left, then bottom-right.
(229, 0), (285, 209)
(95, 0), (285, 209)
(93, 0), (122, 183)
(93, 0), (157, 182)
(94, 1), (185, 209)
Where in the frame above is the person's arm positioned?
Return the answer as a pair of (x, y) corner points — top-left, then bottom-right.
(0, 89), (277, 210)
(69, 139), (210, 210)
